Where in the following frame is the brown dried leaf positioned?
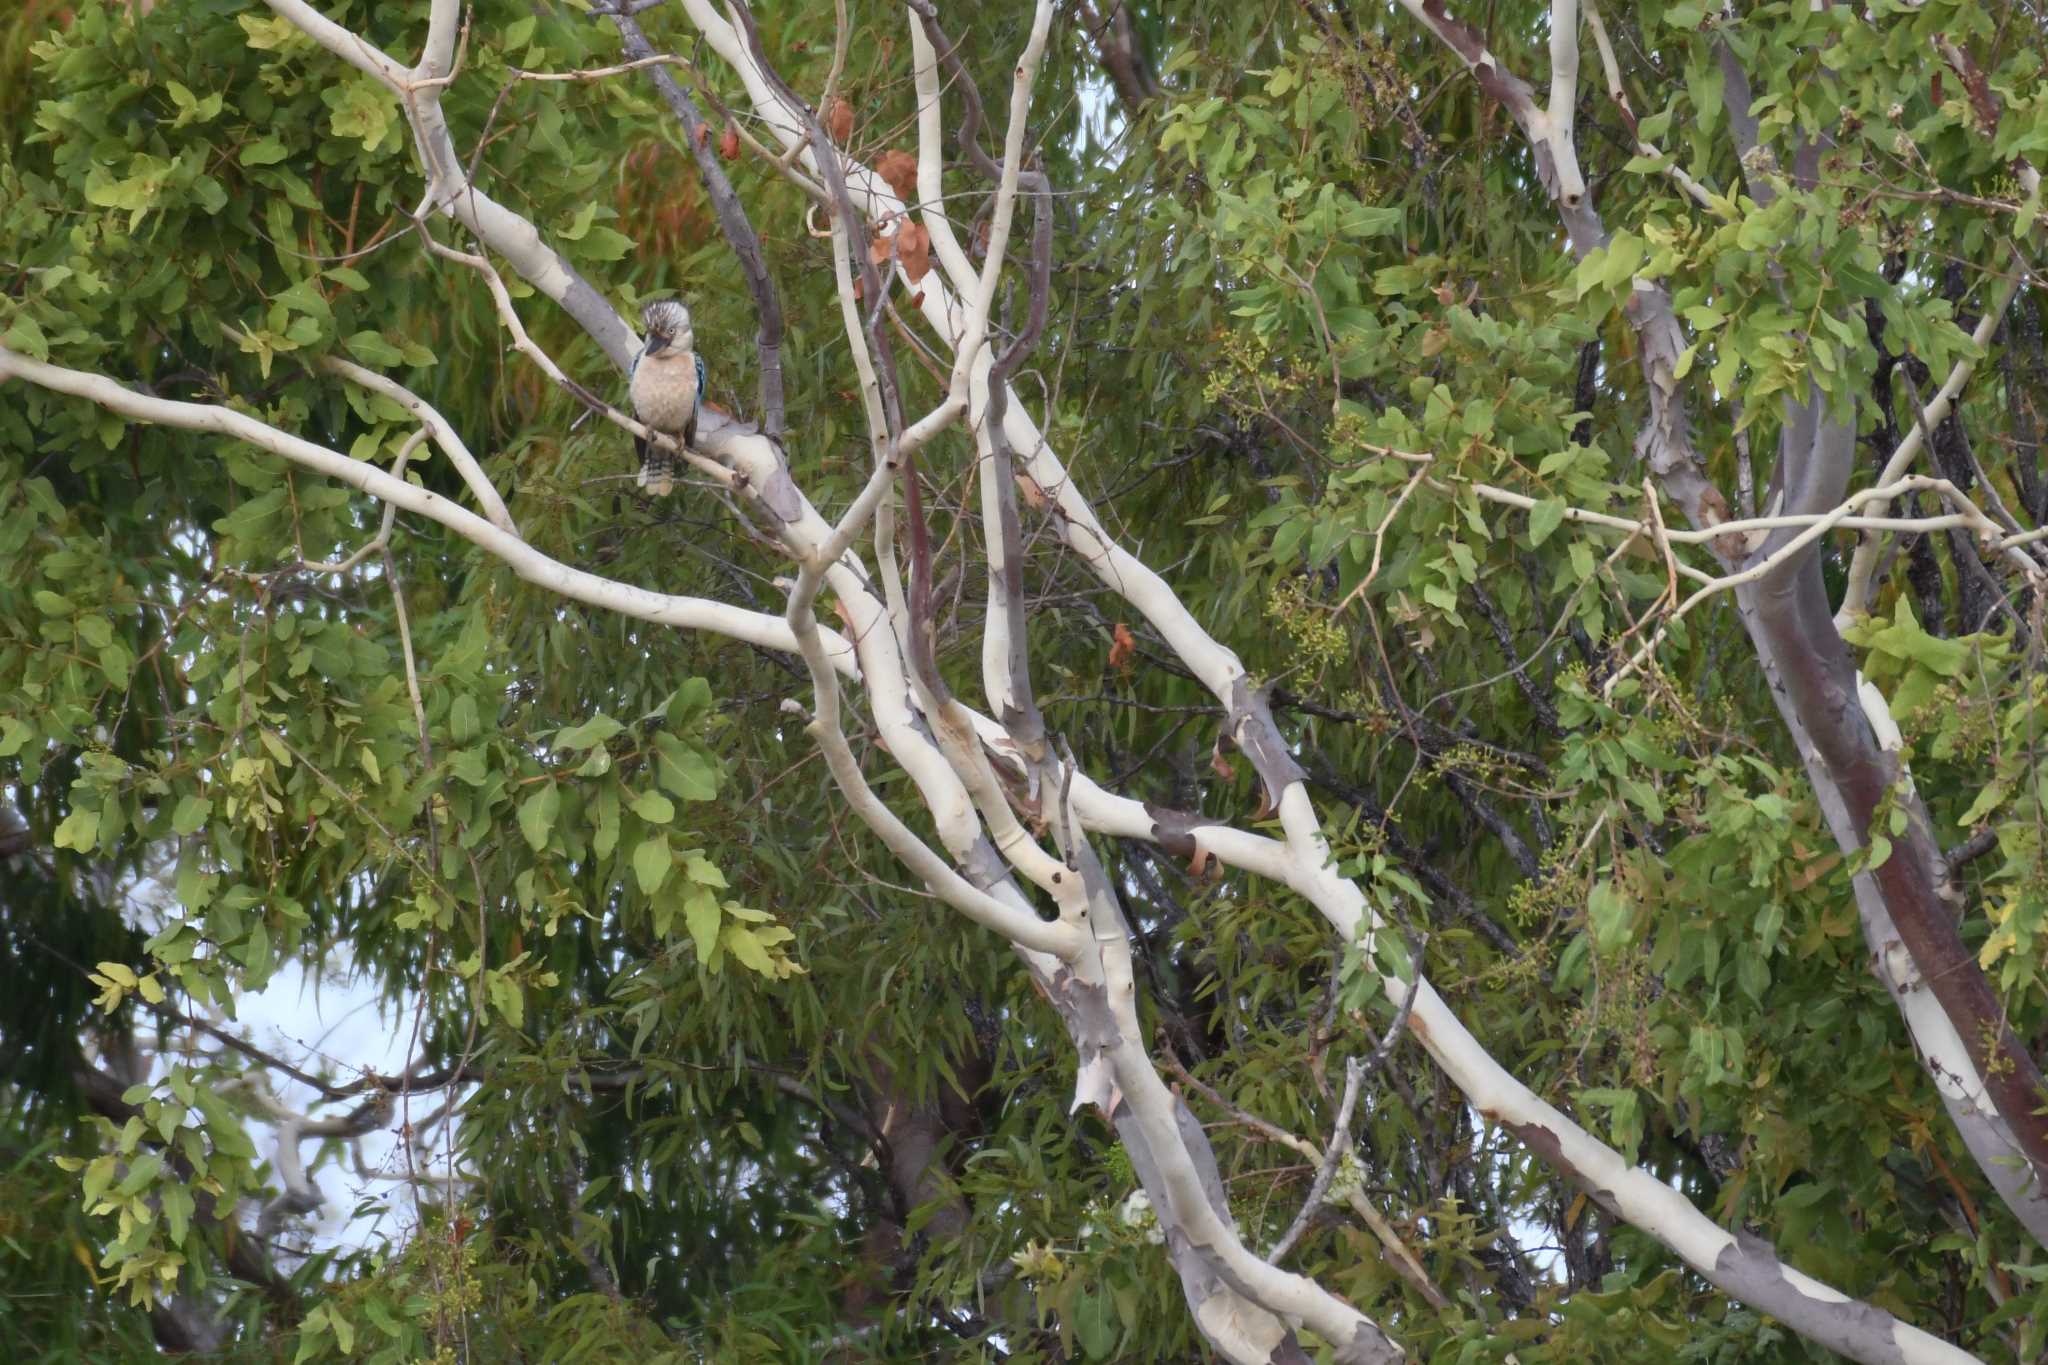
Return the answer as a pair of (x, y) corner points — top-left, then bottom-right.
(694, 123), (711, 149)
(718, 123), (740, 161)
(1210, 747), (1235, 782)
(1787, 851), (1842, 892)
(1108, 622), (1136, 672)
(1014, 472), (1049, 512)
(876, 149), (919, 201)
(826, 96), (854, 144)
(896, 221), (931, 282)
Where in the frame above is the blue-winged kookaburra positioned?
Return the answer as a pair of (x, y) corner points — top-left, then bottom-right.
(629, 299), (703, 497)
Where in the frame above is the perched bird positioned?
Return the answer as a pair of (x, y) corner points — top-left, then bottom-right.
(629, 298), (703, 497)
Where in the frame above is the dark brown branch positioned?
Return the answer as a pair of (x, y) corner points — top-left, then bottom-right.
(602, 5), (789, 440)
(1944, 826), (1998, 874)
(1072, 0), (1162, 111)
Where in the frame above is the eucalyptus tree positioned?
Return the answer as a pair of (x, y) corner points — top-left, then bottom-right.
(1, 1), (2044, 1362)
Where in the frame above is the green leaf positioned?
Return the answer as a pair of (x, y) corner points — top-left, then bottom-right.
(518, 784), (560, 852)
(558, 199), (598, 242)
(344, 331), (405, 367)
(1527, 498), (1567, 547)
(3, 311), (49, 359)
(99, 640), (133, 685)
(326, 75), (395, 151)
(592, 783), (621, 860)
(631, 789), (675, 825)
(487, 972), (524, 1030)
(1074, 1288), (1119, 1359)
(160, 1180), (195, 1245)
(666, 677), (714, 726)
(1343, 204), (1403, 238)
(327, 1307), (355, 1355)
(1587, 879), (1632, 953)
(172, 795), (212, 836)
(723, 923), (774, 975)
(655, 734), (718, 802)
(449, 694), (479, 745)
(684, 886), (722, 965)
(1578, 1087), (1644, 1161)
(577, 226), (634, 262)
(55, 807), (101, 852)
(1957, 781), (2008, 829)
(241, 137), (289, 167)
(555, 713), (623, 749)
(633, 835), (672, 895)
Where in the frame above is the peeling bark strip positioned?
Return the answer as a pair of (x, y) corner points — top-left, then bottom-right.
(1227, 676), (1308, 811)
(1145, 801), (1205, 860)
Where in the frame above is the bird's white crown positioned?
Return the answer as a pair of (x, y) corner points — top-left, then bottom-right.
(641, 299), (693, 349)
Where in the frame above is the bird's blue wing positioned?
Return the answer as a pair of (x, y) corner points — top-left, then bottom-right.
(694, 353), (706, 423)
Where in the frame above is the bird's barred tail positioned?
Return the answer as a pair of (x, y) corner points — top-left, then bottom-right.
(635, 435), (676, 498)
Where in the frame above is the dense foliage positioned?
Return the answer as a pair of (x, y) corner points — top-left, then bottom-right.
(2, 1), (2045, 1361)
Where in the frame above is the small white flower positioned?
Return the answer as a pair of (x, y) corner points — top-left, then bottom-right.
(1119, 1188), (1165, 1244)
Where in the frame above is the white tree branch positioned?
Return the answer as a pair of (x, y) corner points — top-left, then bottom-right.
(677, 10), (1992, 1358)
(0, 345), (847, 673)
(315, 354), (519, 536)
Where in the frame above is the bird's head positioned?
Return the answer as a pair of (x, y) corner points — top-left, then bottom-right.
(640, 299), (694, 357)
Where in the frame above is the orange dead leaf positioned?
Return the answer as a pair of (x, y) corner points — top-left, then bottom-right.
(876, 149), (919, 201)
(1787, 852), (1842, 892)
(897, 221), (931, 282)
(1108, 622), (1136, 672)
(826, 96), (854, 144)
(1014, 472), (1049, 511)
(719, 123), (740, 161)
(1210, 748), (1235, 782)
(694, 123), (711, 149)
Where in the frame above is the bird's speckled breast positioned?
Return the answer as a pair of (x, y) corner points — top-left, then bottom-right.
(630, 349), (700, 432)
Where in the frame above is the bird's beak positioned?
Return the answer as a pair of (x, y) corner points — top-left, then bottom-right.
(644, 334), (670, 356)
